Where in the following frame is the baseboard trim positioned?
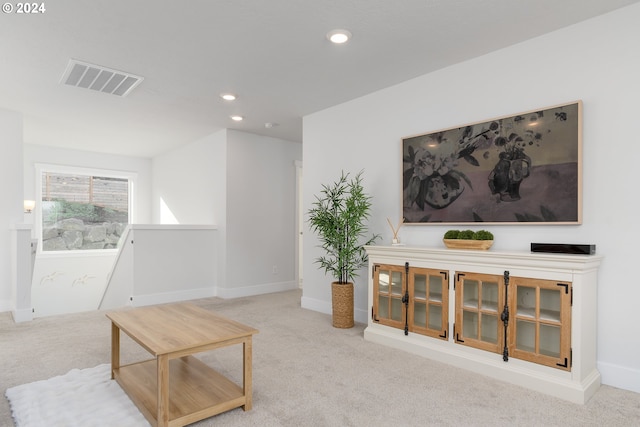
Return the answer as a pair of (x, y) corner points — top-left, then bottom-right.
(217, 281), (298, 299)
(130, 287), (215, 307)
(300, 296), (331, 315)
(598, 361), (640, 393)
(11, 308), (33, 323)
(300, 296), (368, 324)
(0, 299), (11, 313)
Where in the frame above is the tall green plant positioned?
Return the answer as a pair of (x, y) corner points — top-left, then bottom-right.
(308, 170), (380, 284)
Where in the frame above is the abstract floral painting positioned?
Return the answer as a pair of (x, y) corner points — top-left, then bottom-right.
(402, 101), (581, 224)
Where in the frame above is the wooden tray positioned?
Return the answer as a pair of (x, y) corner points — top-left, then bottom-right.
(443, 239), (493, 250)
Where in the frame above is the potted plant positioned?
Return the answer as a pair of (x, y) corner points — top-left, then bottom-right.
(308, 170), (380, 328)
(443, 229), (494, 250)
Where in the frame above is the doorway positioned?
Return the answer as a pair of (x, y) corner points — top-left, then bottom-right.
(295, 161), (303, 288)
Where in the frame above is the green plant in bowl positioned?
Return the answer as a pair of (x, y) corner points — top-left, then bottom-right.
(443, 229), (493, 240)
(473, 230), (494, 240)
(458, 229), (475, 240)
(443, 229), (494, 250)
(443, 230), (460, 239)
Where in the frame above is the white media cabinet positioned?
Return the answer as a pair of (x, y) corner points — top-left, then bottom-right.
(364, 245), (603, 404)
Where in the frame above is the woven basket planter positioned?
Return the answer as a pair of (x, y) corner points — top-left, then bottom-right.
(331, 282), (354, 328)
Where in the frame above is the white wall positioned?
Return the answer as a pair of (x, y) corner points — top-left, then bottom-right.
(224, 130), (302, 297)
(152, 129), (227, 297)
(152, 129), (302, 298)
(21, 144), (152, 317)
(302, 4), (640, 393)
(151, 130), (227, 225)
(99, 225), (218, 309)
(11, 125), (302, 316)
(0, 109), (24, 312)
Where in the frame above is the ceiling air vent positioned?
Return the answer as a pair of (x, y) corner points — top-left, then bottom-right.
(60, 59), (143, 97)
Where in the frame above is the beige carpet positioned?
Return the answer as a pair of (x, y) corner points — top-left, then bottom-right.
(2, 289), (639, 426)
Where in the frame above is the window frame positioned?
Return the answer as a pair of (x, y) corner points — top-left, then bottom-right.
(35, 163), (136, 256)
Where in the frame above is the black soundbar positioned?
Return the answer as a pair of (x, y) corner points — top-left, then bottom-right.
(531, 243), (596, 255)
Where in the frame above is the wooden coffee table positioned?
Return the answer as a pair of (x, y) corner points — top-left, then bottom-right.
(106, 302), (258, 427)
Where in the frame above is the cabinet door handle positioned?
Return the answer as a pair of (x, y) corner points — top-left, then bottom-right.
(502, 271), (510, 362)
(403, 262), (409, 335)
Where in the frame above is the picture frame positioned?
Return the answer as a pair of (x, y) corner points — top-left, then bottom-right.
(402, 101), (582, 224)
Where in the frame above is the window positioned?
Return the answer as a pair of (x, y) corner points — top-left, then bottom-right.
(36, 164), (135, 252)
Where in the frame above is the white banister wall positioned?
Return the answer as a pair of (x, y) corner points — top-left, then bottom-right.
(99, 225), (218, 310)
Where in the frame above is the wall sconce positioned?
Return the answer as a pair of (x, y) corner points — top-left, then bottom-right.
(24, 200), (35, 213)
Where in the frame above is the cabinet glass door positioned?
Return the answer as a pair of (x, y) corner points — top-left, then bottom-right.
(510, 277), (571, 370)
(409, 268), (448, 340)
(373, 264), (406, 329)
(454, 272), (504, 353)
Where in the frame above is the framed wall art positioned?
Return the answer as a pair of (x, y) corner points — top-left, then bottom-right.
(402, 101), (582, 224)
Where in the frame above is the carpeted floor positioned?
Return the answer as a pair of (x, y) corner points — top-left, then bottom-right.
(2, 289), (639, 426)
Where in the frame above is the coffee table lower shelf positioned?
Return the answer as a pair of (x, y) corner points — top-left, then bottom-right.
(113, 355), (246, 427)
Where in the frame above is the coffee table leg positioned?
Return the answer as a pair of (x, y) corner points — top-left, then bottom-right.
(157, 354), (169, 427)
(243, 338), (253, 411)
(111, 323), (120, 380)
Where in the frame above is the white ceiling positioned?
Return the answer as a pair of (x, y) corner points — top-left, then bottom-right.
(1, 0), (638, 158)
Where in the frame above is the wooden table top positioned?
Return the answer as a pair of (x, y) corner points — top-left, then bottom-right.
(106, 302), (258, 356)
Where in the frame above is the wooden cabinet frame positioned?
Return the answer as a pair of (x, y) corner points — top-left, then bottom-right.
(454, 272), (571, 371)
(454, 272), (505, 354)
(372, 264), (406, 330)
(372, 263), (448, 340)
(509, 276), (572, 370)
(408, 267), (448, 339)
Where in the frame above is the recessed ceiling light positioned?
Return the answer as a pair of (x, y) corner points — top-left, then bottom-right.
(264, 122), (279, 129)
(220, 93), (237, 101)
(326, 29), (352, 44)
(230, 115), (243, 121)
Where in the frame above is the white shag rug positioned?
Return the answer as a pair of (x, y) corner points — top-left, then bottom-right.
(5, 364), (150, 427)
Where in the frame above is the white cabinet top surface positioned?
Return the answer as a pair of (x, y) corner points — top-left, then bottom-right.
(365, 245), (603, 272)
